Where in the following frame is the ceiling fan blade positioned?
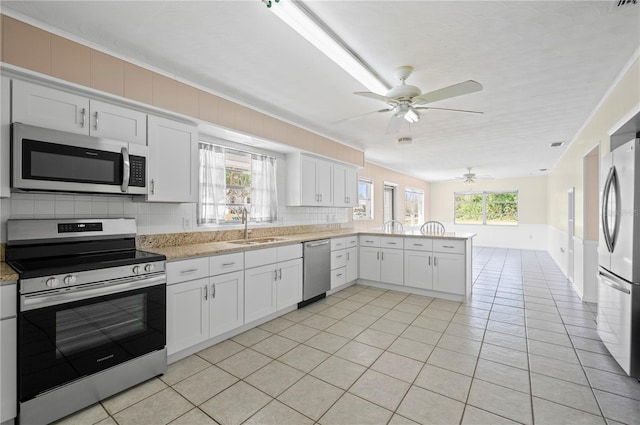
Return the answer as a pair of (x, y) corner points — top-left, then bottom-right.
(354, 91), (399, 105)
(414, 106), (484, 114)
(333, 108), (394, 124)
(412, 80), (483, 105)
(385, 115), (404, 134)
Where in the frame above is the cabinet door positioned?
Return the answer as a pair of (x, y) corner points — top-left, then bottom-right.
(90, 100), (147, 144)
(333, 164), (347, 207)
(147, 115), (198, 202)
(276, 258), (303, 310)
(381, 248), (404, 285)
(167, 278), (209, 355)
(359, 247), (381, 281)
(1, 77), (10, 198)
(300, 155), (318, 205)
(404, 250), (433, 290)
(345, 247), (358, 283)
(345, 167), (358, 207)
(12, 80), (89, 135)
(209, 271), (244, 338)
(316, 158), (333, 206)
(433, 253), (465, 295)
(244, 264), (277, 323)
(0, 317), (17, 422)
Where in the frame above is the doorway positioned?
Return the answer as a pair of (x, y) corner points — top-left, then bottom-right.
(568, 187), (575, 282)
(383, 183), (397, 223)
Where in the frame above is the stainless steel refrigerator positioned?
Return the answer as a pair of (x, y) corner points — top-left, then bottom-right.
(597, 136), (640, 379)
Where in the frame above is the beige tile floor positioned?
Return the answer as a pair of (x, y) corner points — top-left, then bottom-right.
(54, 248), (640, 425)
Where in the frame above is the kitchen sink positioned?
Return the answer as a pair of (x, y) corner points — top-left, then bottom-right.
(228, 237), (284, 245)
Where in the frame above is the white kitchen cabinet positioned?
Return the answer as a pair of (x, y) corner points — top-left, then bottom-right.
(12, 80), (146, 144)
(0, 282), (17, 423)
(333, 164), (358, 207)
(209, 271), (244, 337)
(147, 115), (199, 203)
(345, 246), (358, 283)
(1, 77), (10, 198)
(167, 278), (210, 355)
(404, 238), (466, 295)
(286, 153), (332, 206)
(359, 236), (403, 284)
(244, 244), (303, 324)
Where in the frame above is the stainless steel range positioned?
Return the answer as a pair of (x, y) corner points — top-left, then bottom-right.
(5, 218), (167, 425)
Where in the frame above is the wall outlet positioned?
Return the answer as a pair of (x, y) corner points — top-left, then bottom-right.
(183, 217), (191, 229)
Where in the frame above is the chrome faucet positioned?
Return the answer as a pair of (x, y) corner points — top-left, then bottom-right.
(241, 206), (249, 240)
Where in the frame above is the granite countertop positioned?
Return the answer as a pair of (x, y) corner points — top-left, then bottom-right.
(0, 228), (476, 281)
(150, 229), (475, 262)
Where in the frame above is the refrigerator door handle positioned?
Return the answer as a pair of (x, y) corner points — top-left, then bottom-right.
(610, 166), (621, 252)
(601, 166), (615, 253)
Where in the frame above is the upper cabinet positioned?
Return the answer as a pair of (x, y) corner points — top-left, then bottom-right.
(1, 77), (10, 198)
(333, 163), (358, 208)
(147, 115), (199, 203)
(286, 152), (358, 208)
(12, 80), (146, 144)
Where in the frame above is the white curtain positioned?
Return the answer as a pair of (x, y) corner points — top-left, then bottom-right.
(198, 143), (226, 224)
(250, 154), (277, 222)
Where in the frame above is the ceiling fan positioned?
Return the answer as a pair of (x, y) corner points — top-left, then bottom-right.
(452, 167), (493, 184)
(351, 66), (483, 134)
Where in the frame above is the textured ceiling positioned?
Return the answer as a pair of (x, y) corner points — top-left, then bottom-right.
(2, 1), (639, 181)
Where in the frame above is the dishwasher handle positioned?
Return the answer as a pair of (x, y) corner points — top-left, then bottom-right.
(306, 240), (330, 247)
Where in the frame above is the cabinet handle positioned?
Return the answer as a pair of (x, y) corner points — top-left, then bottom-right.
(204, 284), (208, 301)
(377, 251), (380, 260)
(319, 194), (322, 202)
(346, 252), (350, 261)
(279, 268), (282, 280)
(336, 255), (343, 258)
(274, 269), (278, 281)
(381, 252), (384, 261)
(212, 283), (216, 299)
(179, 268), (198, 274)
(434, 256), (437, 266)
(151, 179), (155, 195)
(366, 240), (374, 243)
(413, 243), (424, 247)
(442, 245), (455, 249)
(80, 108), (86, 127)
(221, 262), (235, 267)
(336, 273), (343, 277)
(94, 111), (99, 131)
(349, 240), (356, 244)
(387, 242), (397, 245)
(428, 256), (431, 266)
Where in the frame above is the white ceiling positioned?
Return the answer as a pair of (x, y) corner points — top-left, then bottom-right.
(3, 1), (639, 181)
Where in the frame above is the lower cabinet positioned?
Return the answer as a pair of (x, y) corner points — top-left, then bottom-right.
(1, 281), (17, 423)
(209, 271), (245, 337)
(359, 246), (403, 285)
(244, 258), (302, 323)
(404, 243), (466, 295)
(345, 247), (358, 283)
(167, 278), (210, 355)
(404, 250), (433, 290)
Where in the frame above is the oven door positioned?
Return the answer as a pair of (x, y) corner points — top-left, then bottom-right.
(12, 122), (147, 195)
(18, 281), (165, 402)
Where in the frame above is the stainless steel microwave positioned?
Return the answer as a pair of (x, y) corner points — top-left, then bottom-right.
(12, 123), (148, 195)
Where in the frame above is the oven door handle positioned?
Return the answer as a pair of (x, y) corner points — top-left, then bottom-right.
(21, 274), (166, 312)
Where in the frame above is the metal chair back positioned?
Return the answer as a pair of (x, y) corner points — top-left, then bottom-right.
(382, 220), (404, 234)
(420, 221), (445, 235)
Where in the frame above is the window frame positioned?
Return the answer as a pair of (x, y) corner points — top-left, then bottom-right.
(353, 177), (374, 221)
(454, 190), (519, 226)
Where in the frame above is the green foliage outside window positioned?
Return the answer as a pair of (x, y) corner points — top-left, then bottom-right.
(455, 191), (518, 225)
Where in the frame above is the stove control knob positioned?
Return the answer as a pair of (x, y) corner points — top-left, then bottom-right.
(132, 265), (141, 275)
(144, 264), (154, 273)
(63, 275), (76, 285)
(45, 277), (59, 288)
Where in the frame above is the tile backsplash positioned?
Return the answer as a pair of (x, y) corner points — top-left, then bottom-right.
(0, 192), (349, 242)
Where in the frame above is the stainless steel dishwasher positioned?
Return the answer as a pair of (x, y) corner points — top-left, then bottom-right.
(300, 239), (331, 307)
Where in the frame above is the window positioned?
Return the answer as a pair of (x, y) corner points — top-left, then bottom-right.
(383, 184), (396, 222)
(353, 178), (373, 220)
(454, 191), (518, 225)
(405, 188), (424, 226)
(198, 142), (277, 225)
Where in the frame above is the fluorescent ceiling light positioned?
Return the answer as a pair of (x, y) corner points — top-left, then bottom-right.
(270, 0), (388, 94)
(405, 108), (419, 123)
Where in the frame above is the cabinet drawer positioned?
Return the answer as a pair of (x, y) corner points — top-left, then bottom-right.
(331, 238), (346, 251)
(404, 238), (433, 252)
(331, 267), (347, 289)
(381, 236), (404, 249)
(433, 239), (465, 254)
(0, 283), (17, 319)
(167, 257), (209, 285)
(278, 243), (303, 262)
(331, 250), (347, 270)
(210, 252), (244, 275)
(359, 235), (381, 247)
(245, 247), (278, 269)
(346, 236), (358, 248)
